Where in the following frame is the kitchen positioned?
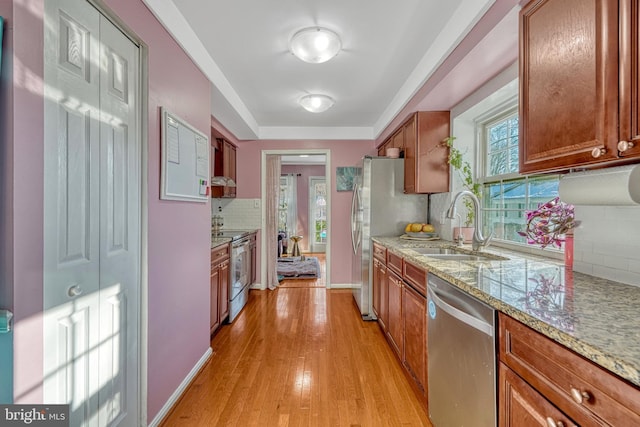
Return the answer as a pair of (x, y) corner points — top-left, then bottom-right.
(2, 0), (640, 426)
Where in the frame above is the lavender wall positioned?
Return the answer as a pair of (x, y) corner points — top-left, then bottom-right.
(281, 164), (326, 252)
(2, 0), (212, 421)
(105, 0), (212, 420)
(2, 0), (46, 404)
(235, 140), (374, 284)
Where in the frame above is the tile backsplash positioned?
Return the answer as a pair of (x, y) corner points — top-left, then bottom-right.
(212, 198), (262, 230)
(573, 205), (640, 287)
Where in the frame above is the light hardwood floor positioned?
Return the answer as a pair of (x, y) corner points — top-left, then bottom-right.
(161, 257), (430, 426)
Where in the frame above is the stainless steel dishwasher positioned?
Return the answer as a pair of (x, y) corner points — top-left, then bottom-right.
(427, 273), (496, 427)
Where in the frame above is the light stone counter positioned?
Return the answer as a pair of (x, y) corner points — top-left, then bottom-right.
(373, 236), (640, 388)
(211, 236), (232, 248)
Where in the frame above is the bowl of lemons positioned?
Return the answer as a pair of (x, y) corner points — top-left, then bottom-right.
(404, 223), (438, 238)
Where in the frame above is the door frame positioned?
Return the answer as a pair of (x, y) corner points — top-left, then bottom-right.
(308, 176), (327, 253)
(86, 2), (149, 424)
(261, 149), (331, 288)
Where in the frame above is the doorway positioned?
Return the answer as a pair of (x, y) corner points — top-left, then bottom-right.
(43, 1), (143, 425)
(261, 150), (331, 289)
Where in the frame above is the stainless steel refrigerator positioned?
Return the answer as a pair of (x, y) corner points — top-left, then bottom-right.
(350, 156), (428, 319)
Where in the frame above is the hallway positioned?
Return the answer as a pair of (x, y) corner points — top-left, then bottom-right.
(161, 287), (430, 426)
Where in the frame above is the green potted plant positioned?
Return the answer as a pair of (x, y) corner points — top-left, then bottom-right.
(444, 136), (482, 243)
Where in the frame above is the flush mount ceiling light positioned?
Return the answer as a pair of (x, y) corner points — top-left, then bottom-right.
(289, 27), (342, 64)
(299, 94), (335, 113)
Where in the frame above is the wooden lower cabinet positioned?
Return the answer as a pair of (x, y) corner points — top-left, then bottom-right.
(372, 258), (388, 331)
(387, 270), (404, 358)
(500, 362), (576, 427)
(499, 313), (640, 426)
(402, 283), (427, 396)
(210, 267), (220, 334)
(211, 244), (230, 335)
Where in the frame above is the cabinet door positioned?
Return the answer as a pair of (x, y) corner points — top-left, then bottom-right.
(226, 142), (237, 197)
(219, 260), (229, 322)
(372, 258), (382, 318)
(210, 267), (220, 334)
(403, 115), (417, 193)
(403, 283), (427, 396)
(414, 111), (450, 194)
(387, 271), (403, 358)
(500, 363), (576, 427)
(519, 0), (619, 173)
(392, 128), (404, 150)
(619, 0), (640, 158)
(379, 264), (388, 332)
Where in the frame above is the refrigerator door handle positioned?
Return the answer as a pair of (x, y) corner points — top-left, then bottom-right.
(350, 182), (359, 255)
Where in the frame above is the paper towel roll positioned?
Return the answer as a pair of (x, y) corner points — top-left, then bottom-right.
(558, 164), (640, 205)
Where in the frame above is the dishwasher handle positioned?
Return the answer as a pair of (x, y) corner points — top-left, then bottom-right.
(428, 286), (494, 337)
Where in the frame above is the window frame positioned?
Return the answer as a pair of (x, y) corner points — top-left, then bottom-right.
(475, 103), (563, 257)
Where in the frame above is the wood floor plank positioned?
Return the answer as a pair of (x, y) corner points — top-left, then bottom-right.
(161, 284), (431, 426)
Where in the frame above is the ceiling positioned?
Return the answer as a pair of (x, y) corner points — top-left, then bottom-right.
(142, 0), (511, 141)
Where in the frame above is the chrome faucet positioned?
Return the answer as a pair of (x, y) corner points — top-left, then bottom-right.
(446, 190), (492, 251)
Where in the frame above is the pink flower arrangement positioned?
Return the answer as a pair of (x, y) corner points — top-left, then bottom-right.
(518, 196), (580, 249)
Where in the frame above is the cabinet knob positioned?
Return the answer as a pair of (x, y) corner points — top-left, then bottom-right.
(617, 140), (635, 153)
(591, 147), (606, 158)
(570, 387), (591, 404)
(546, 418), (564, 427)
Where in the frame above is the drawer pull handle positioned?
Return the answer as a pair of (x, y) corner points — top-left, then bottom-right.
(591, 147), (606, 158)
(546, 418), (564, 427)
(570, 387), (591, 404)
(618, 140), (635, 153)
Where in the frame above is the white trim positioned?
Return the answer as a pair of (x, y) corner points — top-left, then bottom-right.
(138, 45), (150, 427)
(148, 348), (213, 427)
(261, 149), (332, 289)
(329, 283), (355, 289)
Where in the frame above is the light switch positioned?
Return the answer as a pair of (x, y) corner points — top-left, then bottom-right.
(254, 199), (260, 209)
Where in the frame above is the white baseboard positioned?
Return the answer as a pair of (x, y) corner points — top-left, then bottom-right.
(148, 347), (212, 427)
(329, 283), (355, 289)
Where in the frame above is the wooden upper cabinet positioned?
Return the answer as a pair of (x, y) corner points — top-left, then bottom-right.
(404, 111), (450, 194)
(391, 129), (404, 150)
(519, 0), (621, 173)
(619, 0), (640, 158)
(212, 137), (237, 198)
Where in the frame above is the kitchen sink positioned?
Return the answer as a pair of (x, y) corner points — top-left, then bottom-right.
(410, 247), (459, 255)
(426, 253), (489, 261)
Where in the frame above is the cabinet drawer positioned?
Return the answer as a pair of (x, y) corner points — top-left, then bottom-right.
(499, 313), (640, 426)
(387, 251), (403, 275)
(373, 242), (387, 262)
(211, 244), (230, 266)
(500, 362), (576, 427)
(402, 260), (426, 296)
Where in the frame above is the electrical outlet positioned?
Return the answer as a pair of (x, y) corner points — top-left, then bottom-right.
(254, 199), (260, 209)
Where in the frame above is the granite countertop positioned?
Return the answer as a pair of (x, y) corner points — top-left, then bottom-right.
(211, 229), (258, 249)
(211, 236), (232, 248)
(373, 236), (640, 388)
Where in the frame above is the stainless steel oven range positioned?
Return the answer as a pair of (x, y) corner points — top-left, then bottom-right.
(228, 232), (252, 322)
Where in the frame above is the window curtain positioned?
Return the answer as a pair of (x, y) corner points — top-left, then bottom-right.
(266, 155), (281, 290)
(282, 174), (297, 236)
